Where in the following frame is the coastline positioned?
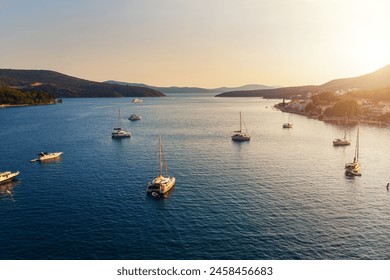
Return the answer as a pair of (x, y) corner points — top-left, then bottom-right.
(275, 103), (389, 127)
(0, 101), (58, 109)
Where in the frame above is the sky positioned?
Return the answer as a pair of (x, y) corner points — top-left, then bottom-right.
(1, 0), (390, 88)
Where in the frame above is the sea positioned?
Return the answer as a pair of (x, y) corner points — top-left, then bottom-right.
(1, 93), (390, 260)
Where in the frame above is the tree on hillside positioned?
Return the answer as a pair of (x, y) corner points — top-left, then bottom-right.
(324, 99), (359, 117)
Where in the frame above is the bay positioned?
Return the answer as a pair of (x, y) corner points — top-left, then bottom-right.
(1, 93), (390, 260)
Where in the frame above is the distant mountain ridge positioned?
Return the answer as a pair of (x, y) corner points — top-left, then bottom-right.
(105, 80), (275, 93)
(0, 69), (165, 98)
(217, 64), (390, 98)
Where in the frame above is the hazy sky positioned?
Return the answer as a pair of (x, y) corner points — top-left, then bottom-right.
(1, 0), (390, 87)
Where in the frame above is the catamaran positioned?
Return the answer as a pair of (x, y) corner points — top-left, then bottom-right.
(345, 125), (361, 177)
(231, 111), (251, 141)
(112, 108), (131, 138)
(146, 135), (176, 197)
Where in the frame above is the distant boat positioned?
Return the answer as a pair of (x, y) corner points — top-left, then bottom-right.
(112, 108), (131, 138)
(128, 114), (142, 121)
(0, 171), (20, 184)
(146, 135), (176, 197)
(31, 152), (63, 162)
(283, 115), (293, 128)
(333, 114), (351, 146)
(232, 111), (251, 141)
(132, 98), (143, 103)
(345, 125), (361, 177)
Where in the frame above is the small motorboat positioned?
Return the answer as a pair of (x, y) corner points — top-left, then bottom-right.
(128, 114), (142, 121)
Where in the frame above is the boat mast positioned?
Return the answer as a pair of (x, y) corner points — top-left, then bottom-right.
(343, 113), (347, 140)
(239, 111), (242, 132)
(355, 125), (359, 161)
(158, 135), (163, 177)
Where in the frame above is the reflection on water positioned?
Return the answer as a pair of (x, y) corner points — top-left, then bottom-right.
(0, 180), (19, 202)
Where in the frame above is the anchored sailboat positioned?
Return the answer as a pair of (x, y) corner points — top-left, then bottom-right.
(231, 111), (250, 141)
(112, 108), (131, 138)
(146, 135), (176, 197)
(333, 114), (350, 146)
(345, 125), (361, 177)
(283, 114), (293, 128)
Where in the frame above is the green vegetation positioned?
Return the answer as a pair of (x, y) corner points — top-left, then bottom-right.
(0, 86), (56, 105)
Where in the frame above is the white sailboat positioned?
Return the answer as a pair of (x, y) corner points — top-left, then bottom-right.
(282, 114), (293, 128)
(112, 108), (131, 138)
(231, 111), (250, 141)
(345, 125), (361, 177)
(146, 135), (176, 197)
(333, 114), (351, 146)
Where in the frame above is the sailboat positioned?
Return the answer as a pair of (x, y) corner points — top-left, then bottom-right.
(112, 108), (131, 138)
(146, 135), (176, 197)
(333, 114), (351, 146)
(231, 111), (251, 141)
(282, 114), (293, 128)
(345, 125), (361, 177)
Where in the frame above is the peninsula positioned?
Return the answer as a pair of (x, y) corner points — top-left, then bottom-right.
(0, 69), (165, 100)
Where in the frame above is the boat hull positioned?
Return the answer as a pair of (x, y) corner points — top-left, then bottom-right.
(333, 139), (350, 146)
(231, 133), (250, 141)
(38, 152), (63, 161)
(112, 133), (131, 138)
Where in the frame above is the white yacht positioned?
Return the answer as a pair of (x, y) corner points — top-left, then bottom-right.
(31, 152), (63, 162)
(232, 111), (250, 141)
(128, 114), (142, 121)
(112, 108), (131, 138)
(0, 171), (20, 184)
(132, 98), (143, 103)
(146, 135), (176, 197)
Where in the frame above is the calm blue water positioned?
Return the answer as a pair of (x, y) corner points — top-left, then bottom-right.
(1, 93), (390, 260)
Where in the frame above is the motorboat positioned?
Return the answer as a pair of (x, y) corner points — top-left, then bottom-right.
(128, 114), (142, 121)
(146, 135), (176, 197)
(132, 98), (143, 103)
(0, 171), (20, 184)
(31, 152), (63, 162)
(232, 111), (250, 141)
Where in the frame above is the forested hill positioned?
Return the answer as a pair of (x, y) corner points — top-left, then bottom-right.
(216, 64), (390, 98)
(0, 69), (165, 98)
